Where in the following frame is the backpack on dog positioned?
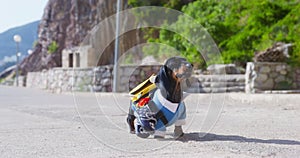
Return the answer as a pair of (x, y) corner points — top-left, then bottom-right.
(129, 75), (157, 138)
(129, 75), (173, 138)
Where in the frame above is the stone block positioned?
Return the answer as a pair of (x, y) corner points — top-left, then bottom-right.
(106, 85), (112, 92)
(227, 86), (245, 92)
(210, 76), (225, 82)
(259, 66), (271, 73)
(201, 82), (210, 87)
(236, 77), (246, 82)
(270, 72), (278, 78)
(101, 78), (111, 86)
(68, 77), (74, 85)
(55, 88), (62, 94)
(207, 64), (241, 74)
(263, 78), (274, 89)
(200, 87), (212, 93)
(195, 76), (205, 82)
(151, 66), (161, 72)
(211, 87), (227, 93)
(142, 66), (151, 72)
(145, 70), (154, 77)
(129, 82), (137, 90)
(120, 76), (129, 85)
(186, 87), (200, 93)
(275, 65), (286, 72)
(102, 71), (112, 78)
(94, 67), (106, 73)
(292, 83), (297, 89)
(131, 69), (141, 75)
(129, 76), (137, 82)
(275, 76), (286, 83)
(118, 85), (126, 93)
(78, 71), (86, 77)
(210, 82), (227, 88)
(280, 70), (287, 75)
(256, 74), (268, 83)
(93, 85), (102, 92)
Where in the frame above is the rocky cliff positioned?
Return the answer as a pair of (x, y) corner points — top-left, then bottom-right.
(20, 0), (130, 74)
(20, 0), (196, 74)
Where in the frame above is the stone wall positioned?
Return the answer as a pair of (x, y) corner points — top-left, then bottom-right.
(87, 65), (161, 92)
(189, 75), (245, 93)
(26, 70), (49, 89)
(26, 65), (162, 93)
(27, 68), (95, 93)
(26, 65), (250, 93)
(92, 66), (113, 92)
(49, 68), (96, 93)
(119, 65), (161, 92)
(24, 62), (300, 93)
(245, 62), (300, 93)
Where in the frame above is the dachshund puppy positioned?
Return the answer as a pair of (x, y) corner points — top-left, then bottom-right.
(127, 56), (193, 139)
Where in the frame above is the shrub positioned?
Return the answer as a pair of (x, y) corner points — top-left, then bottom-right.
(48, 41), (58, 54)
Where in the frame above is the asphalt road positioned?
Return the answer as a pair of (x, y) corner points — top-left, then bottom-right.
(0, 86), (299, 157)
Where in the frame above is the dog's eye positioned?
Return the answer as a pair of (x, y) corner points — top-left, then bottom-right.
(186, 63), (193, 68)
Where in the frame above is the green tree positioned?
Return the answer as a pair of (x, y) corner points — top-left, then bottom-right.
(220, 0), (299, 66)
(135, 0), (300, 67)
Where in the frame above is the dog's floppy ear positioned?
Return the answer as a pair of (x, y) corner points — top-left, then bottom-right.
(164, 57), (177, 70)
(155, 66), (168, 84)
(156, 65), (173, 84)
(163, 65), (173, 78)
(155, 66), (169, 97)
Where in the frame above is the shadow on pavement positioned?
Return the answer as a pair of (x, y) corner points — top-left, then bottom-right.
(177, 132), (300, 145)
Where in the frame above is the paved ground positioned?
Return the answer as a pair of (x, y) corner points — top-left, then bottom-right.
(0, 85), (299, 158)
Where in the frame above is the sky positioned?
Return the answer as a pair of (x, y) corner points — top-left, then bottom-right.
(0, 0), (49, 33)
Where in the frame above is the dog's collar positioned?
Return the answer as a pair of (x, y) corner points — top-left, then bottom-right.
(156, 89), (180, 113)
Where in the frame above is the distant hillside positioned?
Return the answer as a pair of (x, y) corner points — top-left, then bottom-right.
(0, 21), (39, 72)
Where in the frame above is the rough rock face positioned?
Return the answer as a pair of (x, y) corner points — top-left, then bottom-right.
(20, 0), (130, 74)
(254, 42), (293, 62)
(20, 0), (196, 75)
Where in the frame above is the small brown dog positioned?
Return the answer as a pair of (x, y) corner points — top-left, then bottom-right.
(127, 56), (193, 139)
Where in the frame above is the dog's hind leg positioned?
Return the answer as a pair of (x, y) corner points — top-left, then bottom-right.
(127, 106), (136, 134)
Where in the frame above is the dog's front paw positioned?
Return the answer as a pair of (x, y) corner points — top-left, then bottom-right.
(174, 126), (184, 139)
(154, 130), (166, 139)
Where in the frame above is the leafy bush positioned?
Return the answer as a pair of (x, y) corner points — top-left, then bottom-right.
(130, 0), (300, 68)
(48, 41), (58, 54)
